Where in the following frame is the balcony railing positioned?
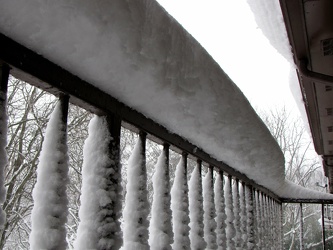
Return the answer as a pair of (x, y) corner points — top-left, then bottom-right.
(0, 33), (332, 249)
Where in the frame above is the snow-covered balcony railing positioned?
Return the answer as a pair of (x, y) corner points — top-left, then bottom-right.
(0, 59), (284, 249)
(0, 1), (333, 249)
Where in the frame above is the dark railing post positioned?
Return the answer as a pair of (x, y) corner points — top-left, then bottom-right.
(300, 203), (304, 250)
(322, 203), (326, 250)
(105, 114), (122, 249)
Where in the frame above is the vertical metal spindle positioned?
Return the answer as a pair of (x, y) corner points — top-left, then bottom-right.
(300, 203), (304, 250)
(105, 113), (122, 249)
(322, 203), (326, 250)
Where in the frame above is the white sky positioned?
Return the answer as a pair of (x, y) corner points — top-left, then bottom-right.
(156, 0), (298, 113)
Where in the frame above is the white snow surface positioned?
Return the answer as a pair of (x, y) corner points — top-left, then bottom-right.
(29, 102), (69, 250)
(0, 0), (332, 200)
(214, 174), (227, 250)
(149, 150), (173, 250)
(188, 166), (206, 249)
(75, 116), (122, 250)
(171, 157), (190, 250)
(123, 137), (149, 250)
(203, 169), (217, 250)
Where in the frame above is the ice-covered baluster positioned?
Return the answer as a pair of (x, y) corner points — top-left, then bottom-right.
(171, 153), (190, 250)
(225, 175), (235, 249)
(74, 114), (122, 250)
(203, 166), (217, 250)
(149, 144), (173, 250)
(214, 171), (227, 249)
(30, 95), (69, 250)
(189, 160), (206, 250)
(123, 131), (149, 249)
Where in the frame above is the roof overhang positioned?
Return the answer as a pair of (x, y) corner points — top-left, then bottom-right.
(279, 0), (333, 192)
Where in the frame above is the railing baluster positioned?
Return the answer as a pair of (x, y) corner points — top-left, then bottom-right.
(189, 159), (206, 249)
(171, 152), (190, 250)
(322, 203), (326, 250)
(123, 131), (149, 249)
(30, 95), (70, 250)
(256, 191), (262, 248)
(246, 185), (255, 250)
(240, 182), (247, 249)
(299, 203), (304, 250)
(214, 171), (227, 250)
(149, 143), (173, 249)
(203, 166), (217, 249)
(225, 175), (236, 249)
(233, 179), (241, 249)
(74, 114), (122, 250)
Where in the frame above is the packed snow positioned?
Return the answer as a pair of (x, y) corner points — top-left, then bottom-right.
(203, 168), (217, 250)
(171, 157), (190, 250)
(214, 173), (227, 249)
(123, 136), (149, 250)
(0, 87), (7, 227)
(74, 116), (122, 250)
(0, 0), (331, 200)
(149, 149), (173, 250)
(29, 101), (69, 250)
(188, 165), (206, 249)
(224, 177), (235, 249)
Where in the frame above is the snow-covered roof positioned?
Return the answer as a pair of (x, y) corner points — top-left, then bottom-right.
(0, 0), (331, 200)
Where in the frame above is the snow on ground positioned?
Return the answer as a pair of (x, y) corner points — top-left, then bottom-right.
(0, 0), (332, 199)
(29, 101), (69, 250)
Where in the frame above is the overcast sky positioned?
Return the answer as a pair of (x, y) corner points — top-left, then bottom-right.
(156, 0), (299, 113)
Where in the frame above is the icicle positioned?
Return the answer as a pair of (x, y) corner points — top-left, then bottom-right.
(239, 182), (247, 249)
(74, 115), (122, 250)
(225, 176), (235, 249)
(171, 154), (190, 250)
(0, 64), (9, 228)
(214, 172), (227, 250)
(233, 180), (242, 249)
(30, 97), (69, 250)
(123, 132), (149, 250)
(245, 185), (254, 250)
(149, 145), (173, 250)
(189, 162), (206, 250)
(203, 167), (217, 250)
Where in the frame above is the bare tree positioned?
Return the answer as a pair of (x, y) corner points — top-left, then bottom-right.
(259, 107), (326, 249)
